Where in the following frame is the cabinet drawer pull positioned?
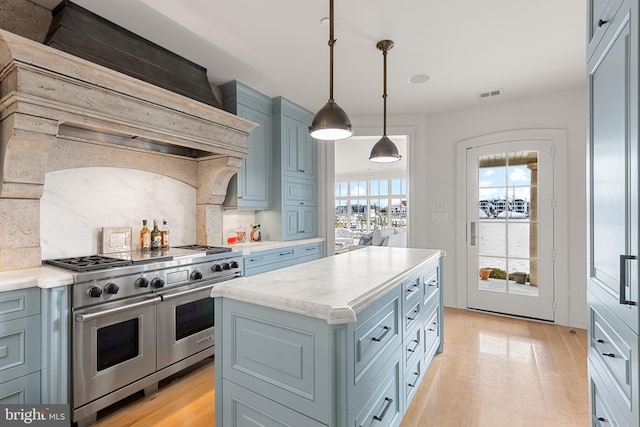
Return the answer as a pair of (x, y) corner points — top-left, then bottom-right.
(373, 397), (393, 421)
(408, 338), (421, 353)
(299, 202), (304, 205)
(408, 370), (420, 388)
(371, 326), (391, 342)
(407, 309), (419, 321)
(598, 19), (608, 27)
(602, 352), (616, 358)
(597, 339), (605, 343)
(407, 283), (419, 293)
(279, 251), (294, 256)
(427, 279), (437, 287)
(428, 322), (437, 332)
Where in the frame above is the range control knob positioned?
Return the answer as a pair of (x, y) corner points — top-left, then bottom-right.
(212, 264), (222, 272)
(136, 277), (150, 288)
(222, 262), (231, 270)
(191, 270), (203, 280)
(104, 283), (119, 294)
(230, 260), (239, 269)
(150, 277), (165, 288)
(87, 286), (102, 298)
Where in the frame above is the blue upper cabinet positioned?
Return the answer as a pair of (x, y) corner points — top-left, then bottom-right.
(277, 97), (317, 180)
(221, 81), (272, 209)
(256, 97), (318, 241)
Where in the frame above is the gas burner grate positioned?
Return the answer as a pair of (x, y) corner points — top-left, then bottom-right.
(173, 245), (232, 254)
(45, 255), (132, 272)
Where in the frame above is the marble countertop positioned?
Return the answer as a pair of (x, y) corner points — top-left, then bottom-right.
(0, 266), (73, 293)
(222, 237), (325, 255)
(211, 246), (443, 324)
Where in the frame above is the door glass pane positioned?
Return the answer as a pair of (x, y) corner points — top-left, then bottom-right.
(479, 221), (506, 257)
(477, 151), (539, 297)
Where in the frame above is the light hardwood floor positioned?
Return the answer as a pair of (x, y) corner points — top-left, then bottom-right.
(92, 307), (589, 427)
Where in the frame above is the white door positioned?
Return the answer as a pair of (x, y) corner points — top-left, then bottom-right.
(466, 140), (555, 321)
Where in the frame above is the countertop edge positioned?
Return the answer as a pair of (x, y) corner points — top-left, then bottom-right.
(0, 266), (73, 293)
(222, 237), (326, 255)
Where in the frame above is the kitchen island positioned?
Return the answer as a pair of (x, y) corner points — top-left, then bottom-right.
(211, 246), (444, 427)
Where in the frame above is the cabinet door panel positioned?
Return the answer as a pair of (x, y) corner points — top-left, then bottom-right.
(283, 208), (300, 240)
(283, 176), (316, 206)
(283, 116), (301, 175)
(300, 208), (316, 237)
(221, 301), (330, 424)
(589, 7), (639, 333)
(222, 380), (325, 427)
(0, 315), (41, 384)
(0, 372), (40, 404)
(237, 104), (270, 205)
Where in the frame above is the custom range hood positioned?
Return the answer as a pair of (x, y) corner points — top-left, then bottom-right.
(0, 6), (257, 271)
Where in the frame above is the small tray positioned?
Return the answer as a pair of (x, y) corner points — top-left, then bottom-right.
(102, 227), (132, 253)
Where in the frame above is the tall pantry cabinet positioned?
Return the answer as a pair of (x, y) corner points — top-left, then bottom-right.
(587, 0), (640, 426)
(256, 97), (318, 241)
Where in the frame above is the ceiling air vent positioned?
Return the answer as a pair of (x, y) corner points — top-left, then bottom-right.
(478, 89), (503, 99)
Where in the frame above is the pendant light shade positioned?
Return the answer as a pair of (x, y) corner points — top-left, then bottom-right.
(370, 136), (401, 162)
(309, 0), (353, 141)
(370, 40), (401, 163)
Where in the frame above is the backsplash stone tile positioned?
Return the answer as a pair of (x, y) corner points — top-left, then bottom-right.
(40, 167), (196, 259)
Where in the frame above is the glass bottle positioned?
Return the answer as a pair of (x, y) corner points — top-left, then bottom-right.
(150, 219), (161, 250)
(161, 219), (170, 249)
(140, 219), (151, 251)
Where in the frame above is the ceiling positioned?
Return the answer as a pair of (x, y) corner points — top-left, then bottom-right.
(33, 0), (587, 116)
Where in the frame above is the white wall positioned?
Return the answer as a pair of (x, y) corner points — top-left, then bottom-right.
(349, 86), (587, 327)
(427, 87), (587, 327)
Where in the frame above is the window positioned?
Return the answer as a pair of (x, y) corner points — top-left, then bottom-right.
(335, 178), (407, 240)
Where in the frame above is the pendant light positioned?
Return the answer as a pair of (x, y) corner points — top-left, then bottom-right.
(309, 0), (353, 141)
(370, 40), (401, 162)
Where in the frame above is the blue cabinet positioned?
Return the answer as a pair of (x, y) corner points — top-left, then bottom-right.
(243, 241), (325, 277)
(587, 0), (640, 424)
(0, 288), (41, 404)
(221, 80), (272, 209)
(256, 97), (318, 241)
(215, 255), (443, 427)
(282, 111), (317, 179)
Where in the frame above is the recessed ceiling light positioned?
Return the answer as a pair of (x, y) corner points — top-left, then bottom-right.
(408, 74), (430, 84)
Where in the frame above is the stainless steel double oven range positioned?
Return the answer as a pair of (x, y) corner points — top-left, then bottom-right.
(45, 245), (242, 427)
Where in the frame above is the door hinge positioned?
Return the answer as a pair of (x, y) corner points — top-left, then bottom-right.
(552, 249), (555, 260)
(551, 197), (556, 209)
(552, 301), (557, 312)
(550, 145), (556, 157)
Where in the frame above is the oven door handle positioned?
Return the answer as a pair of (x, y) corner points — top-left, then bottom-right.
(75, 296), (161, 323)
(160, 283), (217, 302)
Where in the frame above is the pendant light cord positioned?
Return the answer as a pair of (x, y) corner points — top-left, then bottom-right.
(382, 45), (388, 137)
(328, 0), (335, 102)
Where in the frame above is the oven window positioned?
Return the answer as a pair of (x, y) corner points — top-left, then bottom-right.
(96, 318), (139, 371)
(175, 297), (214, 341)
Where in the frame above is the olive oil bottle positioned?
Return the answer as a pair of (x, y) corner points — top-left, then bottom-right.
(150, 219), (161, 250)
